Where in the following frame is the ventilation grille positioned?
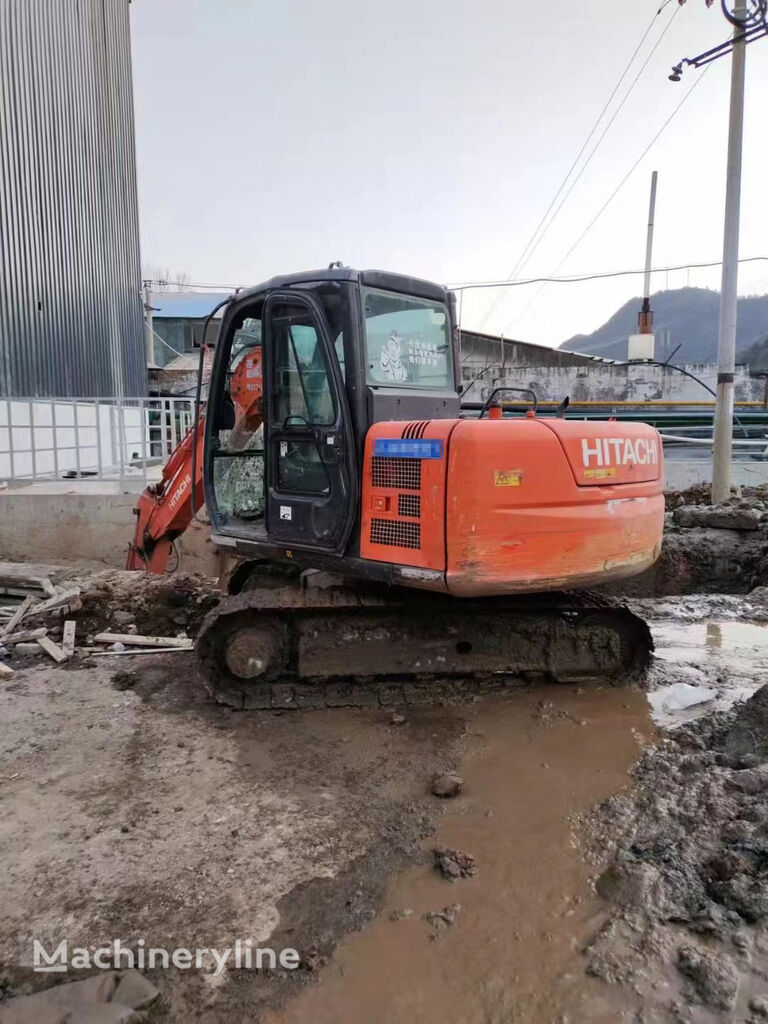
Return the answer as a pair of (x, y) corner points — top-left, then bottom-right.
(398, 494), (421, 518)
(371, 457), (421, 490)
(370, 518), (421, 549)
(401, 420), (430, 439)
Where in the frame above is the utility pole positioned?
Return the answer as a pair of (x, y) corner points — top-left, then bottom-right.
(639, 170), (658, 335)
(628, 171), (658, 361)
(143, 280), (155, 367)
(712, 0), (748, 503)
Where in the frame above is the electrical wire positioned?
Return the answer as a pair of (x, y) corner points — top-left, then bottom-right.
(448, 255), (768, 291)
(476, 1), (679, 330)
(500, 64), (711, 335)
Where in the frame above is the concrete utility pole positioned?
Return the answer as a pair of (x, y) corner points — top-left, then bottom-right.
(628, 171), (658, 360)
(143, 280), (155, 366)
(712, 0), (748, 503)
(640, 170), (658, 334)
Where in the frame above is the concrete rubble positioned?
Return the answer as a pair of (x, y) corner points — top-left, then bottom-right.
(0, 970), (157, 1024)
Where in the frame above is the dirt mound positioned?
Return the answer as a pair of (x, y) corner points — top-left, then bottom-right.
(665, 483), (768, 512)
(585, 684), (768, 1019)
(75, 569), (221, 638)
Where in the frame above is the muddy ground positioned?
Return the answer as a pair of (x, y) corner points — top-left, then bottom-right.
(3, 495), (768, 1023)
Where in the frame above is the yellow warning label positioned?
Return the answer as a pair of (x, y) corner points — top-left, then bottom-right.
(494, 470), (522, 487)
(584, 467), (617, 480)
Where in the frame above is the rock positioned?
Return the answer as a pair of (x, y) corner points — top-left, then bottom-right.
(112, 609), (135, 626)
(673, 505), (712, 529)
(749, 995), (768, 1017)
(726, 766), (768, 794)
(110, 641), (126, 652)
(707, 507), (761, 531)
(14, 643), (42, 655)
(390, 711), (406, 725)
(596, 861), (662, 908)
(672, 504), (761, 531)
(725, 684), (768, 763)
(676, 944), (738, 1011)
(389, 907), (413, 921)
(433, 847), (475, 881)
(423, 903), (462, 932)
(431, 772), (463, 798)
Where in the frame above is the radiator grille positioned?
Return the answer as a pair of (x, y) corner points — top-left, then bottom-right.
(370, 518), (421, 549)
(371, 457), (421, 490)
(398, 494), (421, 518)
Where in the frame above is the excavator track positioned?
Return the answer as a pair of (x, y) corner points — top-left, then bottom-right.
(196, 581), (653, 710)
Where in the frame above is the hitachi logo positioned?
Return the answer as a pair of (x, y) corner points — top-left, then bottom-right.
(168, 474), (190, 509)
(581, 437), (658, 468)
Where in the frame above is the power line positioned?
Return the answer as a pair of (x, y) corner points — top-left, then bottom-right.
(448, 254), (768, 291)
(500, 64), (711, 334)
(147, 280), (240, 291)
(477, 2), (679, 329)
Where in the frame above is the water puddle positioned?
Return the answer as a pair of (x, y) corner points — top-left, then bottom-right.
(649, 619), (768, 726)
(265, 686), (652, 1024)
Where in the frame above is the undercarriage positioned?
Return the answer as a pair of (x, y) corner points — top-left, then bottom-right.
(196, 572), (653, 709)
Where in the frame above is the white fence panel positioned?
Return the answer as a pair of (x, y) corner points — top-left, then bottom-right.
(0, 398), (196, 483)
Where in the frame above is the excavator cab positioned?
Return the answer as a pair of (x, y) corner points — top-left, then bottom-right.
(205, 268), (460, 567)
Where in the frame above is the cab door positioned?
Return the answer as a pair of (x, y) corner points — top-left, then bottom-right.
(263, 291), (355, 551)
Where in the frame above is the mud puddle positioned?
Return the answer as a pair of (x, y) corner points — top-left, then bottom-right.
(650, 620), (768, 727)
(265, 686), (652, 1024)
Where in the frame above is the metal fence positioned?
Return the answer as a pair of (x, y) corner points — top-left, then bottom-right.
(0, 397), (196, 485)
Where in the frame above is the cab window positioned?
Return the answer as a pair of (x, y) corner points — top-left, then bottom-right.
(362, 287), (452, 389)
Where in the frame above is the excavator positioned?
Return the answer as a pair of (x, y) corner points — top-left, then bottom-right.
(127, 266), (665, 708)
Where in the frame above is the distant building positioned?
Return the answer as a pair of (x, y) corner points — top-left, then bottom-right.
(459, 328), (602, 382)
(150, 292), (230, 369)
(0, 0), (145, 397)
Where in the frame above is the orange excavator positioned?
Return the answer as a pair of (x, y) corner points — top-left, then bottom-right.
(128, 267), (664, 708)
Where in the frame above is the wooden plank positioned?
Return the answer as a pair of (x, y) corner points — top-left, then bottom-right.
(4, 627), (48, 644)
(40, 578), (57, 598)
(23, 589), (80, 619)
(36, 635), (68, 664)
(0, 661), (13, 679)
(62, 621), (76, 657)
(0, 586), (43, 600)
(1, 596), (35, 638)
(90, 647), (191, 657)
(93, 632), (193, 649)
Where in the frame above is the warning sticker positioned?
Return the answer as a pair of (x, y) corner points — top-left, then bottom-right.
(583, 467), (617, 480)
(494, 470), (522, 487)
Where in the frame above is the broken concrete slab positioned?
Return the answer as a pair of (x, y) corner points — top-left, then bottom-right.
(673, 504), (762, 530)
(0, 970), (158, 1024)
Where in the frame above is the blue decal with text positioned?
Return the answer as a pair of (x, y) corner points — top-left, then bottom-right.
(374, 439), (444, 459)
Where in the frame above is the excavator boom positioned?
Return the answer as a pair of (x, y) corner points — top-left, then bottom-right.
(126, 345), (263, 573)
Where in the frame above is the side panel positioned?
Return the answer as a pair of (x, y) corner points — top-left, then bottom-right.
(446, 419), (664, 596)
(360, 420), (457, 571)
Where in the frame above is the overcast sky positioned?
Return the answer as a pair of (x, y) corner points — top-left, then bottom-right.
(130, 0), (768, 348)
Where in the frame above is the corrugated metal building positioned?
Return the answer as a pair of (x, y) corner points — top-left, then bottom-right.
(0, 0), (146, 398)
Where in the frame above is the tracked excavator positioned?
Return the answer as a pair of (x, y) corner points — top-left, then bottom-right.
(127, 267), (664, 708)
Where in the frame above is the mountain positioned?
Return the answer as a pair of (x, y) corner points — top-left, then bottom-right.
(560, 287), (768, 364)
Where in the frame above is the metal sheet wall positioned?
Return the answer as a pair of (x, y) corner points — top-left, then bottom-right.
(0, 0), (146, 397)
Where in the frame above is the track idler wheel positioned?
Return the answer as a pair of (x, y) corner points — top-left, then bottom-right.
(197, 612), (287, 708)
